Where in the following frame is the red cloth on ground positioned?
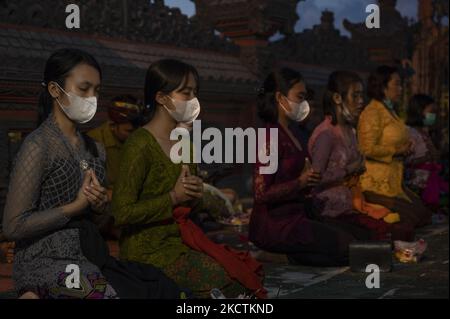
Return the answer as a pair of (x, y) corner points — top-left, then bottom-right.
(173, 207), (267, 299)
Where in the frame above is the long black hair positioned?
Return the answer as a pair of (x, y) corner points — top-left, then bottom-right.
(406, 94), (435, 127)
(367, 65), (399, 102)
(39, 48), (103, 157)
(323, 70), (363, 125)
(143, 59), (199, 124)
(257, 68), (304, 123)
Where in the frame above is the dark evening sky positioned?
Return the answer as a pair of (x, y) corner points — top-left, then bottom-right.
(163, 0), (419, 38)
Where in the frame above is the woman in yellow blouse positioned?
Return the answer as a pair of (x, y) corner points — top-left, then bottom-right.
(358, 66), (432, 235)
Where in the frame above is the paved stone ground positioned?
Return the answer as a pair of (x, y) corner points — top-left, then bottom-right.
(1, 222), (448, 299)
(264, 224), (449, 299)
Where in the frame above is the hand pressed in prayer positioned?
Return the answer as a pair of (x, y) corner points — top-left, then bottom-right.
(182, 174), (204, 199)
(172, 165), (204, 206)
(298, 158), (321, 190)
(396, 140), (413, 157)
(84, 170), (109, 213)
(70, 170), (93, 216)
(347, 156), (366, 176)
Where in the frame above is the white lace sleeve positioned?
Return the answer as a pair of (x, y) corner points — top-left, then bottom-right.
(2, 136), (70, 241)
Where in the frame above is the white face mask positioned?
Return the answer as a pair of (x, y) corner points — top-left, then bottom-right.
(281, 97), (310, 122)
(55, 83), (97, 124)
(164, 96), (201, 124)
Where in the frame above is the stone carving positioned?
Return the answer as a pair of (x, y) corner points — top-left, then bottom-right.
(193, 0), (301, 40)
(191, 0), (301, 76)
(270, 10), (372, 69)
(0, 0), (238, 53)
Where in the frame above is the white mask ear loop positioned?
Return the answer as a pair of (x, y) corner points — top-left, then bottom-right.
(280, 95), (291, 114)
(162, 95), (177, 113)
(53, 82), (71, 107)
(166, 95), (176, 108)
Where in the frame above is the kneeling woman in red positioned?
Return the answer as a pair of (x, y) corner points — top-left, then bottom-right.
(250, 68), (367, 267)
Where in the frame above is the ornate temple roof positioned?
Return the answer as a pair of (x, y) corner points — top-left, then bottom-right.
(0, 22), (261, 126)
(270, 10), (373, 70)
(0, 0), (238, 53)
(194, 0), (301, 41)
(0, 24), (257, 86)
